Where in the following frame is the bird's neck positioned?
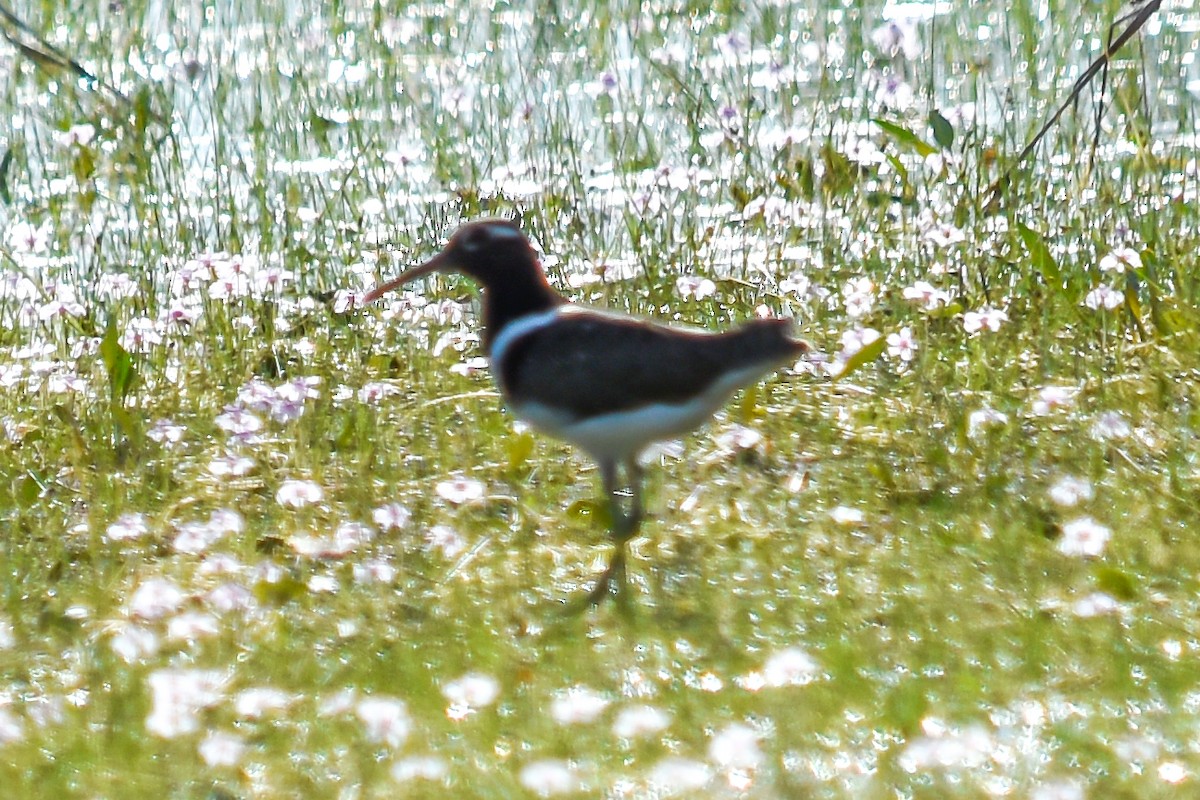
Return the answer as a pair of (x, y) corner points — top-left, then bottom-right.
(479, 270), (566, 353)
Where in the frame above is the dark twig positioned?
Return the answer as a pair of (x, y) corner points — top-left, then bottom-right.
(988, 0), (1162, 202)
(0, 2), (140, 114)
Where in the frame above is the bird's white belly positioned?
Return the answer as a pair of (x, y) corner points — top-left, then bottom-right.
(509, 363), (771, 463)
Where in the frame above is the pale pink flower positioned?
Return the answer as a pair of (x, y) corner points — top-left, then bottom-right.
(199, 730), (246, 767)
(1073, 592), (1120, 618)
(612, 705), (671, 739)
(355, 696), (411, 747)
(709, 723), (764, 770)
(648, 757), (712, 793)
(886, 327), (918, 362)
(1084, 285), (1123, 310)
(519, 760), (579, 797)
(276, 479), (324, 508)
(392, 756), (449, 782)
(442, 673), (501, 714)
(924, 222), (966, 248)
(353, 559), (397, 584)
(829, 506), (865, 526)
(1058, 517), (1111, 557)
(963, 307), (1007, 334)
(106, 512), (150, 542)
(111, 624), (160, 663)
(54, 123), (95, 147)
(436, 476), (484, 505)
(676, 275), (716, 300)
(373, 503), (411, 530)
(166, 612), (219, 642)
(550, 686), (609, 725)
(872, 19), (920, 59)
(1030, 386), (1077, 415)
(1048, 476), (1094, 508)
(903, 280), (950, 310)
(129, 578), (185, 620)
(359, 381), (400, 403)
(235, 687), (295, 718)
(1099, 246), (1141, 273)
(1091, 411), (1131, 441)
(762, 647), (820, 687)
(145, 669), (227, 738)
(426, 525), (466, 558)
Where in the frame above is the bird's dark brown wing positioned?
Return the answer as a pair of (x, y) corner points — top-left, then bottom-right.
(497, 310), (802, 419)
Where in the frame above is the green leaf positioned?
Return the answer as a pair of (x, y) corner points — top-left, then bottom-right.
(506, 431), (535, 472)
(929, 110), (954, 149)
(1093, 566), (1138, 600)
(100, 316), (136, 404)
(0, 147), (12, 205)
(872, 118), (936, 157)
(820, 144), (858, 196)
(834, 334), (887, 381)
(1016, 222), (1061, 282)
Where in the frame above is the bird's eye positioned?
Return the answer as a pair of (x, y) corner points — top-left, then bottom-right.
(459, 228), (489, 253)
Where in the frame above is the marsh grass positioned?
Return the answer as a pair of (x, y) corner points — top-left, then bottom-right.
(1, 0), (1199, 797)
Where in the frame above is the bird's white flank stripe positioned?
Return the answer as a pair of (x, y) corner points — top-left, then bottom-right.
(512, 362), (775, 463)
(488, 307), (564, 367)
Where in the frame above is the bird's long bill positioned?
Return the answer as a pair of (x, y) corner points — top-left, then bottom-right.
(362, 251), (455, 304)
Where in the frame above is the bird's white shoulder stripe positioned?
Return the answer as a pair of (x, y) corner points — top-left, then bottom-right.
(482, 222), (526, 240)
(489, 307), (565, 367)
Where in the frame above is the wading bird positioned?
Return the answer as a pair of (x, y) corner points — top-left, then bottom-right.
(364, 220), (808, 603)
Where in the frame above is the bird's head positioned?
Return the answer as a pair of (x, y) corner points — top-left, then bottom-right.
(364, 220), (542, 303)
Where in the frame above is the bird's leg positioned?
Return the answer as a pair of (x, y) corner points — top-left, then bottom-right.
(585, 458), (633, 605)
(618, 458), (644, 543)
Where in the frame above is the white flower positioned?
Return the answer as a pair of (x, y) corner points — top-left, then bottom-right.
(708, 723), (764, 770)
(1091, 411), (1131, 441)
(426, 525), (466, 559)
(1031, 780), (1085, 800)
(392, 755), (448, 782)
(963, 307), (1007, 334)
(199, 731), (247, 767)
(519, 760), (579, 797)
(647, 757), (712, 793)
(166, 612), (219, 642)
(145, 669), (227, 738)
(967, 407), (1008, 439)
(276, 479), (324, 508)
(762, 647), (820, 687)
(1084, 285), (1123, 310)
(550, 686), (609, 725)
(111, 624), (160, 663)
(1030, 386), (1077, 415)
(612, 705), (671, 739)
(373, 503), (411, 530)
(355, 696), (411, 747)
(1099, 246), (1141, 273)
(1073, 592), (1120, 618)
(106, 512), (150, 542)
(899, 722), (993, 771)
(435, 476), (484, 505)
(235, 687), (295, 718)
(676, 275), (716, 300)
(1058, 517), (1111, 558)
(886, 327), (918, 362)
(55, 123), (96, 147)
(829, 506), (865, 526)
(902, 280), (950, 310)
(129, 578), (185, 620)
(442, 672), (501, 719)
(924, 222), (966, 248)
(1048, 476), (1094, 508)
